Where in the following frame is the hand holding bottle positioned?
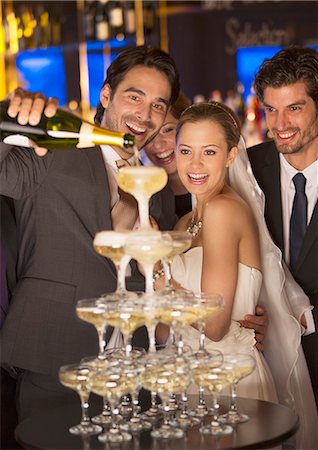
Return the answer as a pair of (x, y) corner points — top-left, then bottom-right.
(5, 88), (58, 155)
(7, 87), (58, 126)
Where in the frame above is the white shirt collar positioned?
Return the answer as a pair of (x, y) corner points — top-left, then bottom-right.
(100, 144), (136, 170)
(279, 153), (318, 187)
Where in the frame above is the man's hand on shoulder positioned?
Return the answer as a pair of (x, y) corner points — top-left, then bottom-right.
(239, 305), (268, 352)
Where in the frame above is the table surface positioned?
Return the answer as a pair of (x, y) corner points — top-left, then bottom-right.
(15, 395), (299, 450)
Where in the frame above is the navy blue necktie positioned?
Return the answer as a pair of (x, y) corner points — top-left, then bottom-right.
(289, 173), (307, 272)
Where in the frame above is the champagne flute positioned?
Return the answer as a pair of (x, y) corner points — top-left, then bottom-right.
(93, 230), (136, 301)
(59, 363), (102, 436)
(192, 361), (233, 436)
(117, 166), (168, 229)
(159, 230), (193, 296)
(219, 353), (256, 424)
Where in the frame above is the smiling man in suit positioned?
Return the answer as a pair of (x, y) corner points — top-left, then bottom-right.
(248, 45), (318, 405)
(0, 45), (180, 422)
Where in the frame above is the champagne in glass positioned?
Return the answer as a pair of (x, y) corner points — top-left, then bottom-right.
(125, 230), (172, 294)
(192, 362), (233, 436)
(118, 166), (168, 229)
(141, 354), (191, 440)
(59, 363), (102, 436)
(87, 362), (140, 443)
(93, 230), (136, 300)
(219, 353), (256, 424)
(159, 231), (192, 296)
(104, 298), (151, 357)
(76, 297), (116, 359)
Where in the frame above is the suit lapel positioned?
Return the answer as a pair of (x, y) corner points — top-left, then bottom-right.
(295, 200), (318, 272)
(82, 147), (117, 280)
(260, 147), (285, 253)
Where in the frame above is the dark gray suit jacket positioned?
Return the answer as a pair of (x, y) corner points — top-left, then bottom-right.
(0, 143), (175, 376)
(248, 140), (318, 402)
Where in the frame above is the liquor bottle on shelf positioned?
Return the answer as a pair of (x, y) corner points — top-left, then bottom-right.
(108, 1), (124, 40)
(20, 4), (37, 50)
(143, 1), (157, 37)
(3, 4), (19, 54)
(0, 102), (135, 150)
(84, 0), (96, 42)
(123, 1), (136, 36)
(35, 4), (51, 48)
(95, 0), (110, 41)
(51, 14), (62, 46)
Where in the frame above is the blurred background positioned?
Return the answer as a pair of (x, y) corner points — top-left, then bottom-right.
(1, 0), (317, 146)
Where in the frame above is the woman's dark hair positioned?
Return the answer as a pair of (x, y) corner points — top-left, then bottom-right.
(176, 102), (241, 151)
(170, 91), (191, 120)
(253, 45), (318, 109)
(94, 45), (180, 124)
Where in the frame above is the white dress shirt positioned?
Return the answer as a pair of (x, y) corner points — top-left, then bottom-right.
(280, 153), (318, 335)
(100, 144), (136, 209)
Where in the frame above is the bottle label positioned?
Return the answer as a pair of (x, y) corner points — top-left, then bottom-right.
(46, 122), (95, 148)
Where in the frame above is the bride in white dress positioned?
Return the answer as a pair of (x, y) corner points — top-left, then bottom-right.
(155, 101), (318, 449)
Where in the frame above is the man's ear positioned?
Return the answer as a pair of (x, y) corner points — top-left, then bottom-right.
(100, 84), (111, 108)
(226, 146), (238, 167)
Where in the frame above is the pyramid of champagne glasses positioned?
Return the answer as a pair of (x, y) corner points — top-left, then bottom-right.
(59, 157), (255, 442)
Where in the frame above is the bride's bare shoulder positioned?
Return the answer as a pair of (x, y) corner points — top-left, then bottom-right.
(174, 212), (192, 231)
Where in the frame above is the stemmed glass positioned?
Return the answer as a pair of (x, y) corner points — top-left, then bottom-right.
(87, 360), (141, 443)
(76, 297), (115, 360)
(219, 353), (256, 424)
(117, 165), (168, 229)
(141, 353), (192, 440)
(59, 362), (102, 436)
(192, 360), (233, 436)
(125, 230), (172, 294)
(80, 355), (112, 426)
(154, 293), (203, 355)
(93, 230), (136, 301)
(124, 230), (173, 353)
(103, 296), (151, 358)
(190, 293), (224, 418)
(159, 230), (193, 296)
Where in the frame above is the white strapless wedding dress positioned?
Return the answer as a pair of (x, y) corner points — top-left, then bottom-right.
(171, 246), (278, 403)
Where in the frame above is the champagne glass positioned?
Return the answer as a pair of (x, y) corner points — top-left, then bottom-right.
(103, 296), (151, 358)
(125, 230), (172, 294)
(154, 293), (203, 355)
(159, 230), (193, 296)
(117, 166), (168, 229)
(141, 353), (191, 440)
(80, 355), (112, 427)
(190, 293), (224, 418)
(76, 296), (116, 359)
(192, 361), (233, 436)
(125, 230), (173, 352)
(219, 353), (256, 424)
(93, 230), (136, 301)
(59, 363), (102, 436)
(87, 361), (140, 443)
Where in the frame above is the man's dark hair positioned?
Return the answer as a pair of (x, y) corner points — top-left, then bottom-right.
(94, 45), (180, 125)
(253, 45), (318, 109)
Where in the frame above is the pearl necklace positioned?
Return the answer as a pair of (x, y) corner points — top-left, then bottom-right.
(187, 215), (203, 238)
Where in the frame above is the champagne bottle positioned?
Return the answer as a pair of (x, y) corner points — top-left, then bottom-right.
(0, 102), (135, 149)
